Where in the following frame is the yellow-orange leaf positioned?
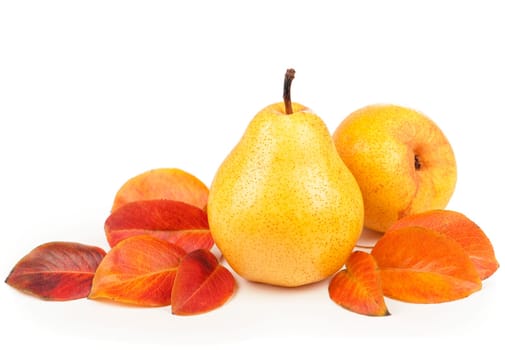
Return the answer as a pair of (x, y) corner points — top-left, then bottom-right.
(89, 235), (186, 306)
(111, 168), (209, 212)
(329, 251), (390, 317)
(388, 209), (499, 280)
(371, 227), (482, 303)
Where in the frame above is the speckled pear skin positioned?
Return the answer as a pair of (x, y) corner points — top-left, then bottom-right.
(207, 102), (364, 287)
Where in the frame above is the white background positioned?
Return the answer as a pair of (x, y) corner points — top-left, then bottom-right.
(1, 1), (503, 349)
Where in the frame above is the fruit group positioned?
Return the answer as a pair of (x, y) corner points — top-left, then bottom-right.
(333, 104), (457, 232)
(207, 69), (364, 287)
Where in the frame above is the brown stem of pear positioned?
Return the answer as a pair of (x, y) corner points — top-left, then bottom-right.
(283, 68), (296, 114)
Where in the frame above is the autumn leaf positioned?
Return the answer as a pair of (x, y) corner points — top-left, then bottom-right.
(89, 235), (186, 306)
(171, 249), (236, 316)
(111, 168), (209, 212)
(5, 241), (106, 301)
(329, 251), (390, 317)
(104, 199), (213, 252)
(388, 209), (499, 280)
(162, 229), (214, 254)
(371, 226), (482, 303)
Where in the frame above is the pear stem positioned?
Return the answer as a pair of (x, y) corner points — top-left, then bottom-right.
(283, 68), (296, 114)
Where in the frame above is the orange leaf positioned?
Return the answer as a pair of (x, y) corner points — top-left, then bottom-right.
(5, 242), (106, 301)
(89, 235), (186, 306)
(104, 199), (213, 252)
(371, 227), (482, 303)
(171, 249), (236, 316)
(111, 168), (209, 212)
(388, 209), (499, 280)
(163, 230), (214, 253)
(329, 251), (390, 316)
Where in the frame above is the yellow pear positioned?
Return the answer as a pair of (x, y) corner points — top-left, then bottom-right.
(332, 104), (457, 233)
(207, 69), (364, 287)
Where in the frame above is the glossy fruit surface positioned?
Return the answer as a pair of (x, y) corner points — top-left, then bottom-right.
(333, 104), (457, 232)
(208, 100), (364, 287)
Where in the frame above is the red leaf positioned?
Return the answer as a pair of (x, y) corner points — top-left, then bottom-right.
(104, 199), (213, 252)
(371, 226), (482, 303)
(5, 241), (106, 301)
(329, 251), (390, 317)
(171, 249), (236, 316)
(89, 235), (186, 306)
(388, 209), (499, 280)
(164, 230), (214, 253)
